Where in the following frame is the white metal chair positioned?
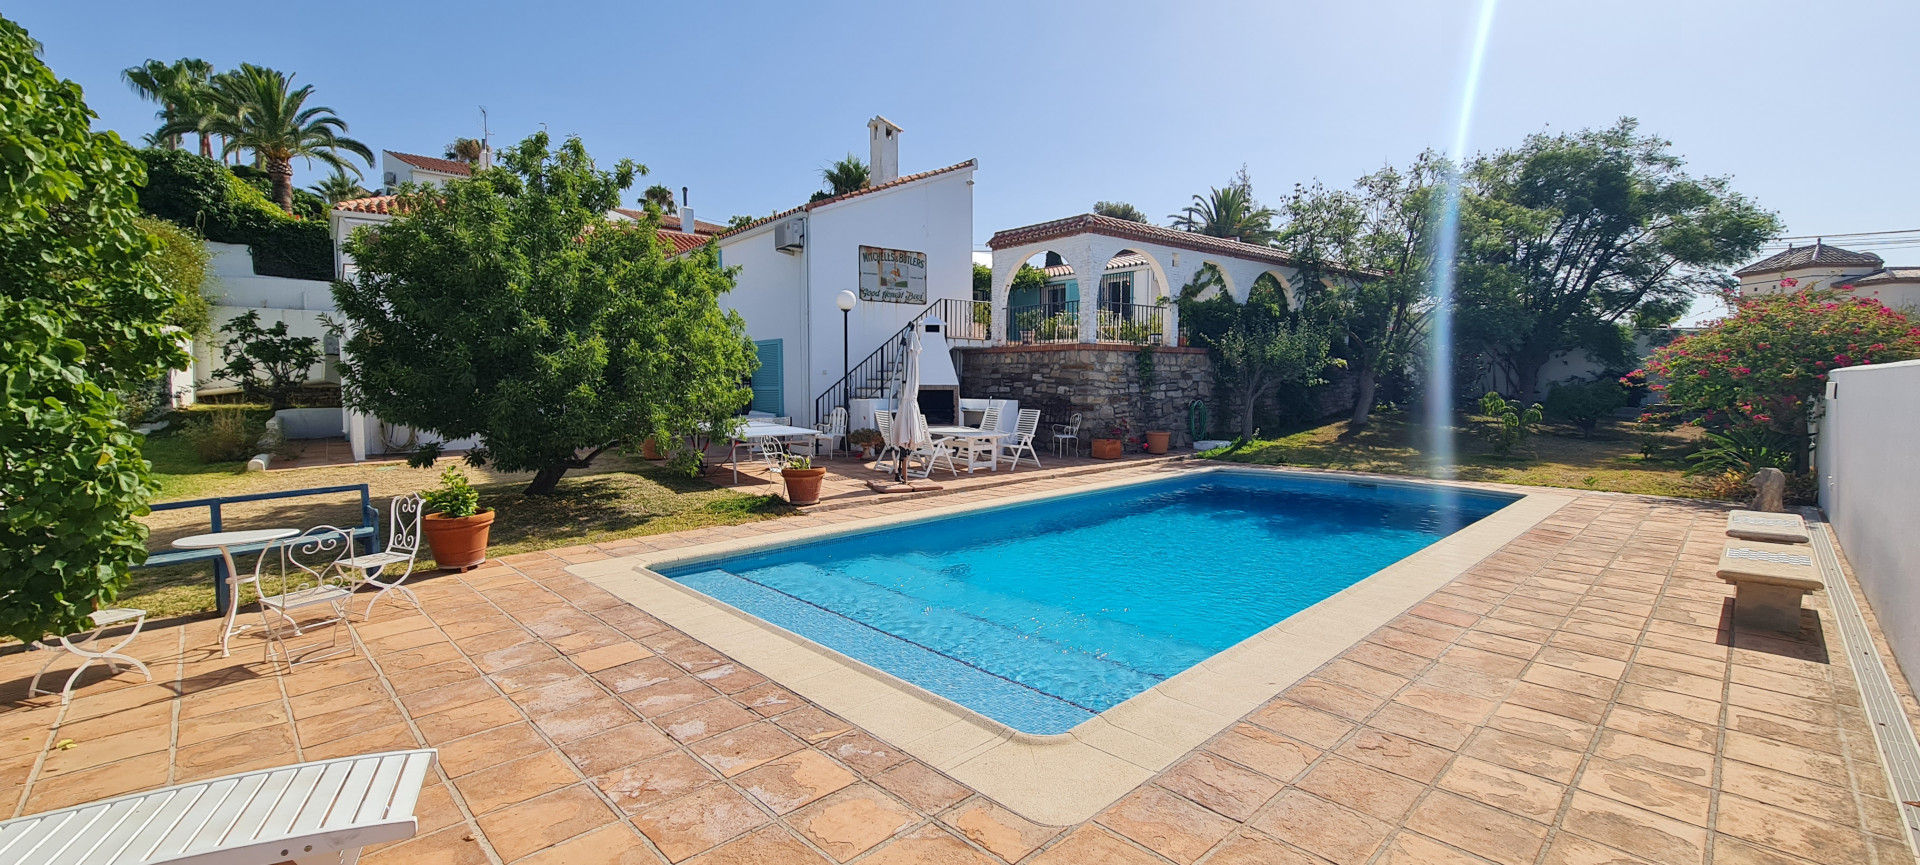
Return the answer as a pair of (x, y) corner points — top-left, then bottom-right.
(1051, 412), (1084, 458)
(1003, 409), (1043, 470)
(337, 494), (425, 621)
(812, 407), (847, 458)
(27, 609), (151, 702)
(0, 749), (437, 865)
(254, 526), (358, 669)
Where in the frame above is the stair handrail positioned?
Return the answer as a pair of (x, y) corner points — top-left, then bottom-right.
(813, 302), (939, 424)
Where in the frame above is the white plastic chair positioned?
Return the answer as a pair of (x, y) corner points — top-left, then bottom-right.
(812, 407), (847, 458)
(337, 494), (425, 620)
(1002, 409), (1043, 470)
(254, 526), (358, 669)
(874, 410), (901, 473)
(28, 609), (150, 702)
(910, 413), (959, 478)
(976, 403), (1002, 434)
(1051, 412), (1084, 458)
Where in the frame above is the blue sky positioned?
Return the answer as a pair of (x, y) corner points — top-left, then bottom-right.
(15, 0), (1918, 272)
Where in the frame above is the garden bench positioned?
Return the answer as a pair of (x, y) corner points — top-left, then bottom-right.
(1717, 540), (1824, 635)
(141, 485), (381, 613)
(0, 749), (434, 865)
(1723, 509), (1811, 544)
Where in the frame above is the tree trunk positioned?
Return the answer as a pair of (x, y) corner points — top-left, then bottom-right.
(268, 157), (295, 215)
(1349, 367), (1379, 429)
(199, 134), (213, 159)
(524, 464), (570, 497)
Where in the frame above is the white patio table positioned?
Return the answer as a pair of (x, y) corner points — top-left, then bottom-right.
(174, 528), (297, 657)
(927, 425), (1006, 473)
(730, 421), (823, 483)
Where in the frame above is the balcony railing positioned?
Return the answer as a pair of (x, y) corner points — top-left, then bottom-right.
(1007, 301), (1081, 345)
(933, 298), (993, 343)
(1096, 302), (1170, 345)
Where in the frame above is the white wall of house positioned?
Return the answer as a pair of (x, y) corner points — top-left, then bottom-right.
(1817, 359), (1920, 689)
(191, 242), (338, 395)
(1738, 264), (1920, 313)
(379, 152), (463, 191)
(715, 163), (975, 425)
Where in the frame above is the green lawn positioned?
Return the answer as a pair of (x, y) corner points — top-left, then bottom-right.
(1203, 409), (1713, 499)
(124, 433), (790, 619)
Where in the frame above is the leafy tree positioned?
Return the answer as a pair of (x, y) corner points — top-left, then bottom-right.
(1280, 154), (1444, 428)
(972, 263), (992, 302)
(1170, 167), (1278, 244)
(1640, 288), (1920, 469)
(165, 64), (373, 214)
(1541, 377), (1631, 436)
(134, 148), (333, 279)
(642, 183), (677, 213)
(215, 310), (322, 410)
(815, 154), (869, 200)
(1478, 392), (1543, 456)
(726, 214), (755, 230)
(136, 216), (211, 337)
(1093, 200), (1148, 222)
(1455, 119), (1779, 399)
(122, 57), (214, 154)
(334, 132), (758, 496)
(309, 169), (369, 204)
(444, 137), (484, 163)
(2, 16), (184, 643)
(1182, 276), (1330, 438)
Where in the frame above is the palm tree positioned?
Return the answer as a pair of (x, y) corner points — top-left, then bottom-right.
(642, 184), (677, 213)
(170, 64), (373, 215)
(1093, 200), (1148, 222)
(1170, 168), (1279, 245)
(122, 58), (214, 154)
(309, 169), (370, 204)
(444, 137), (484, 163)
(822, 154), (869, 196)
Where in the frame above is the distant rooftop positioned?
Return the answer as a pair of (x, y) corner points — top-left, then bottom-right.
(1734, 241), (1885, 277)
(385, 150), (474, 177)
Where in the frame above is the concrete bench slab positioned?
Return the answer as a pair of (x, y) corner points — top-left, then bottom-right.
(1724, 509), (1811, 544)
(1717, 540), (1823, 635)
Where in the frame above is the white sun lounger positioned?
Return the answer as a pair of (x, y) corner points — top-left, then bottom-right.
(0, 749), (435, 865)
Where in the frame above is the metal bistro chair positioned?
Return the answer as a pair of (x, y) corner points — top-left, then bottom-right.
(336, 493), (425, 620)
(253, 526), (358, 669)
(1002, 409), (1044, 470)
(27, 609), (151, 702)
(1051, 412), (1084, 458)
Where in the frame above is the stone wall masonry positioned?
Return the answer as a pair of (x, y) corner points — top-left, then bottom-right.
(958, 345), (1214, 449)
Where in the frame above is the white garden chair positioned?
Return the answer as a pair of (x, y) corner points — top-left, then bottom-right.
(0, 749), (436, 865)
(873, 410), (901, 473)
(911, 413), (959, 478)
(1051, 412), (1083, 458)
(811, 407), (847, 459)
(336, 494), (425, 621)
(254, 526), (358, 669)
(28, 609), (151, 703)
(976, 403), (1002, 434)
(1002, 409), (1043, 470)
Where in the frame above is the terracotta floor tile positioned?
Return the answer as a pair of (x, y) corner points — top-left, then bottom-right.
(1404, 790), (1550, 865)
(510, 677), (606, 714)
(1461, 727), (1584, 785)
(1576, 757), (1711, 826)
(60, 682), (179, 724)
(414, 696), (524, 745)
(1249, 789), (1392, 865)
(689, 721), (804, 777)
(295, 699), (407, 746)
(560, 721), (678, 776)
(685, 825), (828, 865)
(623, 677), (722, 718)
(1377, 831), (1501, 865)
(1713, 793), (1869, 864)
(176, 677), (281, 719)
(36, 726), (170, 777)
(1028, 826), (1164, 865)
(595, 751), (721, 814)
(1205, 832), (1325, 865)
(510, 823), (654, 865)
(821, 729), (907, 775)
(875, 761), (970, 813)
(438, 722), (550, 777)
(569, 642), (652, 674)
(476, 640), (563, 674)
(734, 682), (802, 718)
(1560, 790), (1707, 865)
(790, 783), (919, 863)
(772, 706), (853, 743)
(474, 783), (618, 862)
(530, 696), (640, 743)
(737, 749), (856, 814)
(1157, 752), (1281, 822)
(1244, 699), (1356, 749)
(633, 784), (769, 863)
(304, 722), (419, 761)
(22, 751), (170, 814)
(456, 750), (580, 815)
(1333, 728), (1451, 784)
(1297, 756), (1425, 823)
(658, 699), (758, 744)
(1096, 786), (1235, 865)
(1206, 723), (1317, 783)
(1284, 677), (1385, 722)
(593, 657), (683, 695)
(173, 725), (299, 782)
(177, 699), (290, 747)
(1717, 759), (1857, 826)
(1370, 701), (1475, 750)
(401, 678), (501, 718)
(361, 824), (491, 865)
(1604, 705), (1716, 753)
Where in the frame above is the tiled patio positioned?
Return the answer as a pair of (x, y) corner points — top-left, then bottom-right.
(2, 465), (1914, 865)
(699, 447), (1173, 511)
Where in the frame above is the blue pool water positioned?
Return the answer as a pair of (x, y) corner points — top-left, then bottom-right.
(661, 472), (1515, 734)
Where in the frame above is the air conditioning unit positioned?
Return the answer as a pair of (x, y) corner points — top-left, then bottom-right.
(774, 217), (805, 254)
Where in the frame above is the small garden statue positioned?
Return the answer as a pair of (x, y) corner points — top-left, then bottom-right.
(1750, 467), (1787, 513)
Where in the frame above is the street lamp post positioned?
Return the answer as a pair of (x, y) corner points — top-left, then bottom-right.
(835, 290), (857, 421)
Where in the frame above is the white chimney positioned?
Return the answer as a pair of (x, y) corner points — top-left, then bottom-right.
(680, 186), (693, 234)
(868, 116), (902, 186)
(477, 142), (492, 170)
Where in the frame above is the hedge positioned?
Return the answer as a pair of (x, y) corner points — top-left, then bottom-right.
(135, 149), (332, 281)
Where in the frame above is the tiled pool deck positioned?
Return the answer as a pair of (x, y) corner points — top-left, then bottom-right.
(2, 462), (1914, 865)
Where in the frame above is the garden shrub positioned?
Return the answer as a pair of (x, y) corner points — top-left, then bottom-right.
(1478, 391), (1543, 456)
(181, 407), (264, 462)
(134, 148), (332, 280)
(1542, 377), (1631, 436)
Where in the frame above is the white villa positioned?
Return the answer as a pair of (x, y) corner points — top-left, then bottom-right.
(1733, 241), (1920, 312)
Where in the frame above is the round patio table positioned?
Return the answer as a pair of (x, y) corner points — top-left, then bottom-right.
(174, 528), (298, 657)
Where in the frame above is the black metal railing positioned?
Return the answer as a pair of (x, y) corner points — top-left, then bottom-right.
(933, 298), (993, 342)
(1096, 302), (1170, 345)
(1007, 301), (1081, 345)
(814, 302), (939, 425)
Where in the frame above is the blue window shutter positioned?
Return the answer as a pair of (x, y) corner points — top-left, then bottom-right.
(751, 339), (783, 415)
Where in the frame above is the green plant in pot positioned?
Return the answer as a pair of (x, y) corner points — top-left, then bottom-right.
(846, 428), (883, 459)
(780, 454), (828, 506)
(420, 466), (495, 571)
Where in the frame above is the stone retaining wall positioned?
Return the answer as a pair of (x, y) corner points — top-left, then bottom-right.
(958, 345), (1214, 448)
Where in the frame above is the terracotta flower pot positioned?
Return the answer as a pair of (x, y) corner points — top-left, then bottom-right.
(1144, 430), (1171, 454)
(641, 437), (663, 460)
(781, 467), (828, 505)
(1091, 438), (1123, 460)
(422, 510), (495, 572)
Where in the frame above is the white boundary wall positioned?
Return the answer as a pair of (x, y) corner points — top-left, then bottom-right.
(1818, 358), (1920, 682)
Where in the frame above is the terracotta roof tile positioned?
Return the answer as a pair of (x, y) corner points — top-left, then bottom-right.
(333, 195), (402, 214)
(658, 230), (710, 255)
(331, 194), (708, 254)
(711, 160), (978, 242)
(1850, 267), (1920, 288)
(986, 213), (1326, 271)
(1734, 242), (1884, 276)
(386, 151), (473, 176)
(1041, 252), (1151, 278)
(611, 210), (727, 235)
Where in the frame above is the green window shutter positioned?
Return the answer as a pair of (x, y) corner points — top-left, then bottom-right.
(751, 339), (783, 415)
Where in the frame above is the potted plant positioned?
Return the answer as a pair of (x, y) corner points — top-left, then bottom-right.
(780, 454), (828, 505)
(1143, 430), (1171, 454)
(420, 466), (494, 572)
(1092, 418), (1128, 460)
(847, 428), (884, 459)
(641, 436), (663, 460)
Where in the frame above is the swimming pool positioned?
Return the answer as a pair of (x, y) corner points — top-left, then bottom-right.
(659, 472), (1516, 734)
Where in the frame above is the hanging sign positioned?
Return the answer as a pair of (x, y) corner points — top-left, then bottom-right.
(858, 246), (928, 304)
